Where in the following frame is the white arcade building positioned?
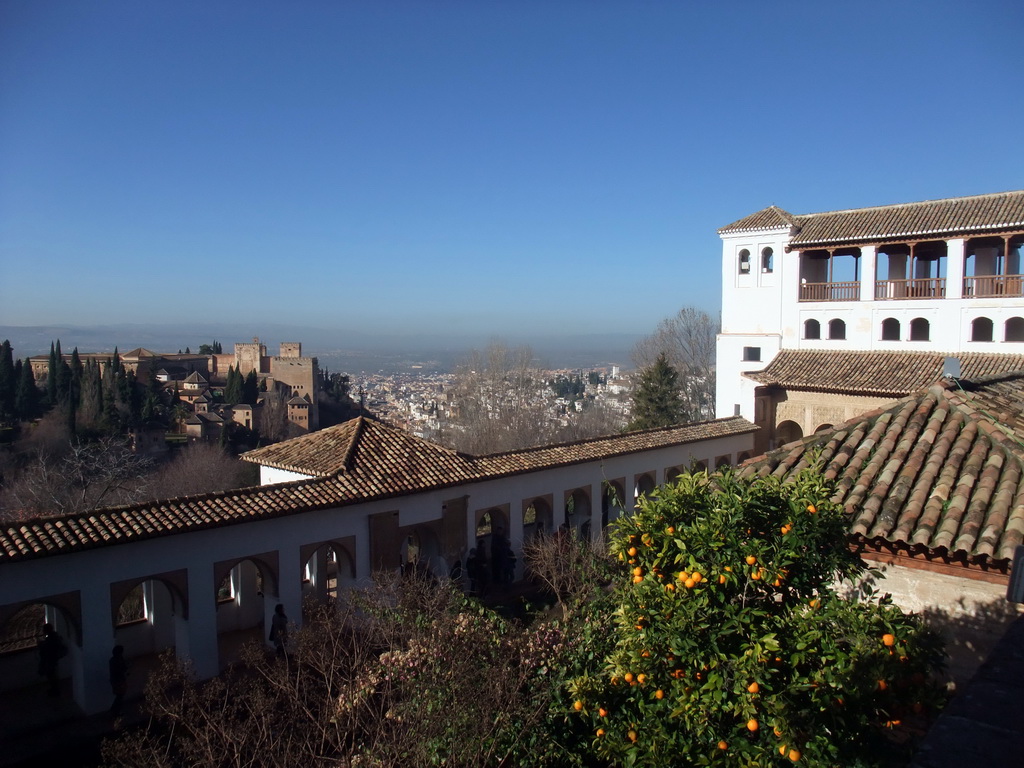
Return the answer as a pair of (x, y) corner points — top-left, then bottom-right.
(715, 190), (1024, 450)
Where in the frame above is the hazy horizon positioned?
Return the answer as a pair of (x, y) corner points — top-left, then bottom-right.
(0, 323), (642, 374)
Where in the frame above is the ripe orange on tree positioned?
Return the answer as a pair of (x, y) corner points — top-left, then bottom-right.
(882, 633), (896, 647)
(746, 718), (759, 732)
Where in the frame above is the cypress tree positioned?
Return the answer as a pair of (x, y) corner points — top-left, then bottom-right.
(628, 353), (686, 431)
(78, 358), (104, 430)
(102, 356), (119, 432)
(15, 358), (39, 420)
(224, 366), (243, 405)
(243, 370), (259, 405)
(54, 340), (71, 404)
(46, 342), (58, 407)
(0, 339), (15, 422)
(69, 348), (83, 409)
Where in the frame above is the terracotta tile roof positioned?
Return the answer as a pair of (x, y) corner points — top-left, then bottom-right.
(474, 418), (756, 475)
(718, 205), (796, 234)
(737, 373), (1024, 564)
(720, 190), (1024, 248)
(0, 416), (754, 563)
(241, 418), (475, 478)
(748, 350), (1024, 395)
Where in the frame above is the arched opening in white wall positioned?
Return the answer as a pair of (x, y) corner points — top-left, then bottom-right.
(664, 466), (683, 484)
(0, 602), (78, 699)
(602, 481), (625, 528)
(523, 498), (553, 541)
(909, 318), (930, 342)
(303, 543), (356, 607)
(736, 451), (753, 464)
(775, 421), (803, 446)
(881, 318), (901, 341)
(215, 557), (276, 666)
(565, 489), (591, 538)
(634, 473), (656, 501)
(761, 247), (774, 273)
(1006, 317), (1024, 342)
(112, 578), (182, 696)
(691, 458), (709, 472)
(971, 317), (994, 342)
(828, 319), (846, 340)
(402, 527), (445, 580)
(738, 249), (751, 274)
(814, 423), (834, 434)
(804, 319), (821, 340)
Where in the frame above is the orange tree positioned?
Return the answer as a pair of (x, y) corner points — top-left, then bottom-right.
(568, 469), (945, 767)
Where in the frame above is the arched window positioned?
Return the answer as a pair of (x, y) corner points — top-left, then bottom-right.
(738, 249), (751, 274)
(761, 247), (774, 273)
(881, 318), (901, 341)
(971, 317), (994, 342)
(1006, 317), (1024, 342)
(804, 319), (821, 339)
(828, 319), (846, 340)
(775, 420), (803, 446)
(909, 317), (930, 341)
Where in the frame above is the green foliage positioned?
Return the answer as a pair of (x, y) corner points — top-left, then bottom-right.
(628, 353), (685, 431)
(46, 341), (58, 407)
(15, 357), (39, 421)
(550, 373), (586, 400)
(223, 365), (243, 405)
(571, 470), (946, 768)
(0, 340), (15, 423)
(242, 370), (259, 405)
(198, 340), (222, 355)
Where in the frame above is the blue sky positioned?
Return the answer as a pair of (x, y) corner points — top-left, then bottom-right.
(2, 1), (1023, 342)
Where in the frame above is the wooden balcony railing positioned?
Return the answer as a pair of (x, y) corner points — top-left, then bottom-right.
(874, 278), (946, 300)
(798, 281), (860, 302)
(963, 275), (1024, 298)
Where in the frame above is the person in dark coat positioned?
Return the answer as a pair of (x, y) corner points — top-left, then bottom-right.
(492, 526), (516, 585)
(269, 604), (288, 657)
(37, 623), (66, 697)
(109, 645), (128, 716)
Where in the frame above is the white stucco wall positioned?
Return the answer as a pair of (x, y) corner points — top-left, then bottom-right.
(0, 427), (754, 713)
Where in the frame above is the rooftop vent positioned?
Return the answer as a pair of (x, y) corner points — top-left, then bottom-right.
(942, 356), (962, 380)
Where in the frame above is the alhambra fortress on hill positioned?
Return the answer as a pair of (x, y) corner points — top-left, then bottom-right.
(2, 190), (1024, 718)
(28, 338), (321, 439)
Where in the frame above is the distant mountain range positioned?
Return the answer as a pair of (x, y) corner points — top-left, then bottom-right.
(0, 324), (641, 374)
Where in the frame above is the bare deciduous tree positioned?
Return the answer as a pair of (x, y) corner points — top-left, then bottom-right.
(440, 342), (557, 454)
(102, 575), (572, 768)
(632, 306), (718, 421)
(0, 435), (153, 521)
(523, 531), (612, 619)
(258, 386), (290, 443)
(143, 442), (253, 500)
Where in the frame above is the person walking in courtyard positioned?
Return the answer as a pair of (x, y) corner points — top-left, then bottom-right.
(109, 644), (128, 716)
(269, 604), (288, 657)
(37, 623), (66, 697)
